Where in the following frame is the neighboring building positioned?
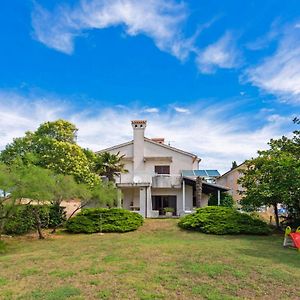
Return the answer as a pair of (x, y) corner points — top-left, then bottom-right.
(97, 120), (228, 218)
(216, 162), (246, 203)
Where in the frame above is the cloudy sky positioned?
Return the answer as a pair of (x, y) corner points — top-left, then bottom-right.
(0, 0), (299, 172)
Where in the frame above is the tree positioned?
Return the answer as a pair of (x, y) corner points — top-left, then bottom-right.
(11, 165), (56, 239)
(93, 152), (127, 181)
(0, 120), (99, 186)
(90, 182), (119, 208)
(35, 119), (78, 143)
(0, 163), (20, 238)
(231, 161), (238, 170)
(52, 175), (81, 206)
(195, 176), (202, 208)
(50, 179), (119, 233)
(239, 119), (300, 228)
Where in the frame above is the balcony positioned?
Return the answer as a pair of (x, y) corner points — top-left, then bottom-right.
(117, 171), (182, 188)
(152, 174), (182, 188)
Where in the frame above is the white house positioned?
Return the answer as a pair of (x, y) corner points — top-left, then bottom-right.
(98, 120), (228, 218)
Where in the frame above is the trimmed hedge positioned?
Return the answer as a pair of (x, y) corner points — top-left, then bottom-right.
(178, 206), (271, 235)
(66, 208), (144, 233)
(4, 204), (66, 235)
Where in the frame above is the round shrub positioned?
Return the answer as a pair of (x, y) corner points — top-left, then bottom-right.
(178, 206), (271, 235)
(66, 208), (144, 233)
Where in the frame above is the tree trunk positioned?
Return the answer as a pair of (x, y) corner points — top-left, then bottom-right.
(273, 203), (280, 229)
(34, 207), (44, 239)
(196, 176), (202, 208)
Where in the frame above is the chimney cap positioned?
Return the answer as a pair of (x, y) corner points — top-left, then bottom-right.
(131, 120), (147, 125)
(131, 120), (147, 129)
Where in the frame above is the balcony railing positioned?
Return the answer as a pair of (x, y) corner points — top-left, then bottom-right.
(117, 171), (182, 188)
(152, 174), (182, 188)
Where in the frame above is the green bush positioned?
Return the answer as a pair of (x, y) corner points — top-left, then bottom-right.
(66, 208), (144, 233)
(49, 203), (67, 227)
(178, 206), (271, 235)
(4, 204), (66, 235)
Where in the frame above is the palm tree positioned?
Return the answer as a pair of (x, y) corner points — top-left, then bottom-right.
(94, 152), (128, 182)
(195, 176), (202, 208)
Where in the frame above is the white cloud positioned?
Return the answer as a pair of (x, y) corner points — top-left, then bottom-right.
(246, 23), (300, 104)
(0, 91), (293, 173)
(173, 106), (190, 114)
(196, 32), (240, 74)
(143, 107), (159, 113)
(31, 0), (190, 60)
(31, 1), (243, 73)
(0, 91), (67, 149)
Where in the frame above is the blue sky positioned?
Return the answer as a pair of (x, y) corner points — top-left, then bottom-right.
(0, 0), (299, 172)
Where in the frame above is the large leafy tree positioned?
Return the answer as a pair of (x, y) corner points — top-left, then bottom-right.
(94, 151), (127, 181)
(35, 120), (78, 143)
(0, 120), (99, 186)
(0, 120), (122, 237)
(239, 119), (300, 228)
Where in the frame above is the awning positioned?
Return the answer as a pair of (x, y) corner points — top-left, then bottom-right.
(182, 170), (220, 177)
(182, 176), (229, 193)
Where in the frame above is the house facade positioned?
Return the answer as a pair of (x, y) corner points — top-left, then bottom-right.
(216, 162), (246, 203)
(98, 120), (228, 218)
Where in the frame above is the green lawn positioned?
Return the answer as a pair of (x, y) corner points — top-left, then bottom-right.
(0, 219), (300, 300)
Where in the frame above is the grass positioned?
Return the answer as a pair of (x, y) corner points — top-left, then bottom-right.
(0, 219), (300, 299)
(0, 240), (6, 254)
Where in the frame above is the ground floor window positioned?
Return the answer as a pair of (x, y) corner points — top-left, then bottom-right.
(152, 195), (176, 215)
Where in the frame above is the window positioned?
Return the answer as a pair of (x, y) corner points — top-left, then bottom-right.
(155, 165), (170, 174)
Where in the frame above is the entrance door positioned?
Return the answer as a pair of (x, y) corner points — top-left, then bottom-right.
(152, 196), (177, 215)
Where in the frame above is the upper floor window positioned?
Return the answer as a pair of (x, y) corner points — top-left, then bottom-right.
(155, 165), (170, 174)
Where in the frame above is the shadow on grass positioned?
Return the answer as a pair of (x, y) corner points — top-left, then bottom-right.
(222, 234), (300, 268)
(237, 245), (300, 268)
(179, 229), (300, 268)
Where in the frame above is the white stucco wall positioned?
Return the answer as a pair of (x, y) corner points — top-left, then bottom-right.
(144, 140), (198, 175)
(121, 187), (140, 209)
(107, 139), (198, 184)
(185, 185), (193, 211)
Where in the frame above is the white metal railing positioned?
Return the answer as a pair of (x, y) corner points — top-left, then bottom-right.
(117, 171), (155, 184)
(117, 172), (182, 187)
(152, 174), (182, 188)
